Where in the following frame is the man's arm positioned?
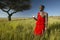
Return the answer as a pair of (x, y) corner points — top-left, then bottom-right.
(33, 13), (38, 21)
(33, 17), (37, 21)
(45, 13), (48, 30)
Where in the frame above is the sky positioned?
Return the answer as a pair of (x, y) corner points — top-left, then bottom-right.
(0, 0), (60, 18)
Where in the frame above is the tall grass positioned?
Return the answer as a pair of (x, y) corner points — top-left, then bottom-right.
(0, 18), (60, 40)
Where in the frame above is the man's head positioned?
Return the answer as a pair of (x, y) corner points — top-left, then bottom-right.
(40, 5), (45, 11)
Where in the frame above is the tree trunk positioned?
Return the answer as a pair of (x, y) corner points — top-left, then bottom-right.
(8, 15), (11, 21)
(1, 9), (16, 21)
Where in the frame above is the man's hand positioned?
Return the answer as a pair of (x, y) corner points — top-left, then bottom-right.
(33, 16), (35, 18)
(32, 16), (37, 21)
(45, 27), (47, 31)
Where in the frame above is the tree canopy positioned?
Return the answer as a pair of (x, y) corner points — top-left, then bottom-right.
(0, 0), (31, 21)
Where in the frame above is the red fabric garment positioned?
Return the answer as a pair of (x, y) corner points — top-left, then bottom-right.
(34, 12), (45, 36)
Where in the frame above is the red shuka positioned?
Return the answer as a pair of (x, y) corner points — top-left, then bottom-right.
(34, 12), (45, 36)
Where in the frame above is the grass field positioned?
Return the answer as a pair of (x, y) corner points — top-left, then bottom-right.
(0, 16), (60, 40)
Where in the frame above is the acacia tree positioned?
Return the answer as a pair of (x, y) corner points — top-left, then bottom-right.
(0, 0), (31, 21)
